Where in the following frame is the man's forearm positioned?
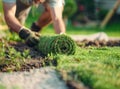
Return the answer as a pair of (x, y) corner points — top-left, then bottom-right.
(36, 10), (52, 28)
(53, 18), (65, 34)
(3, 3), (22, 33)
(4, 13), (22, 33)
(49, 6), (65, 34)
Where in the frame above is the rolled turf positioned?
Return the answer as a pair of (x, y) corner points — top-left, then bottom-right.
(35, 34), (76, 56)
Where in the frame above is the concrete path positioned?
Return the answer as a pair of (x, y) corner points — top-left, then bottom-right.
(0, 67), (68, 89)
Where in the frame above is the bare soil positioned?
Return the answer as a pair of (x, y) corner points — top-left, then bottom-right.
(0, 40), (120, 89)
(0, 41), (44, 72)
(0, 39), (119, 72)
(0, 40), (59, 72)
(76, 40), (120, 47)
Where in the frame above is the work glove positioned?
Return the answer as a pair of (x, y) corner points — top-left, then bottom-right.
(19, 27), (40, 47)
(31, 22), (42, 32)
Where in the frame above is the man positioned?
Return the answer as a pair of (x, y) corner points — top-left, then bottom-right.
(2, 0), (65, 47)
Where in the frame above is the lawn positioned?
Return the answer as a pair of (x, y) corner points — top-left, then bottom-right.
(0, 33), (120, 89)
(0, 2), (120, 89)
(56, 47), (120, 89)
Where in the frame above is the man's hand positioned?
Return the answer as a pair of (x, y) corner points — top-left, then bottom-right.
(19, 27), (40, 47)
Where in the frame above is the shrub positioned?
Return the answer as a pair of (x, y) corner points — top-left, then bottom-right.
(63, 0), (77, 18)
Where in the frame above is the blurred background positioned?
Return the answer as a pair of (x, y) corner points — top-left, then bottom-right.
(0, 0), (120, 37)
(64, 0), (120, 27)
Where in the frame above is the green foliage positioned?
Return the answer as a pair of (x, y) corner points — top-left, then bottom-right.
(0, 39), (31, 71)
(56, 47), (120, 89)
(0, 1), (3, 12)
(0, 84), (6, 89)
(97, 9), (108, 20)
(0, 46), (24, 70)
(63, 0), (77, 18)
(5, 32), (22, 42)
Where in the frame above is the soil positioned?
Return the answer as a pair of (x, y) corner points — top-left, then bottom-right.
(0, 39), (119, 72)
(0, 39), (120, 89)
(76, 40), (120, 47)
(0, 40), (58, 72)
(0, 41), (44, 72)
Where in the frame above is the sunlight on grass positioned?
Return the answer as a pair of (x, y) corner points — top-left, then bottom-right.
(56, 47), (120, 89)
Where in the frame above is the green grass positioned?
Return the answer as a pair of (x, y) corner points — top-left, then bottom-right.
(38, 22), (120, 37)
(0, 84), (6, 89)
(0, 2), (3, 12)
(56, 47), (120, 89)
(66, 23), (120, 37)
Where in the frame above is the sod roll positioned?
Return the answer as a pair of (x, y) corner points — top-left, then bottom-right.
(35, 34), (76, 55)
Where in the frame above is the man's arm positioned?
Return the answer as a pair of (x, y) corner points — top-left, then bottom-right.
(3, 2), (22, 33)
(49, 6), (66, 34)
(3, 2), (40, 47)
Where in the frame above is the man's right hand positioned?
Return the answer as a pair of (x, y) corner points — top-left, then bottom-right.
(19, 27), (40, 47)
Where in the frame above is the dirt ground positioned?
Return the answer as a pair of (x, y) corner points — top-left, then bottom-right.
(1, 39), (119, 71)
(76, 40), (120, 47)
(0, 38), (119, 89)
(0, 38), (119, 72)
